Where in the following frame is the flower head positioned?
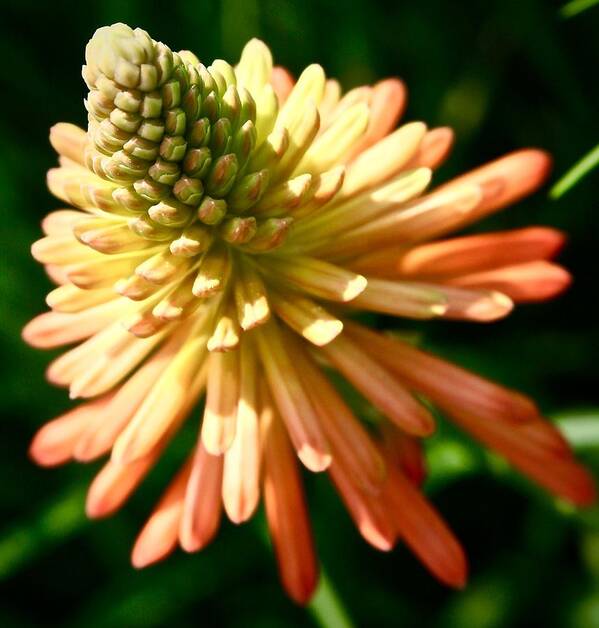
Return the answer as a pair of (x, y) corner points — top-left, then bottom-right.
(24, 23), (594, 603)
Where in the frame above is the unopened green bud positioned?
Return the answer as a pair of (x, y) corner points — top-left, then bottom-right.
(128, 214), (173, 240)
(173, 176), (204, 206)
(183, 147), (212, 178)
(159, 135), (187, 162)
(206, 153), (238, 197)
(210, 118), (232, 157)
(148, 158), (180, 185)
(123, 135), (159, 161)
(188, 118), (211, 147)
(133, 177), (170, 202)
(164, 108), (187, 135)
(220, 216), (257, 244)
(244, 217), (293, 251)
(227, 169), (270, 212)
(232, 120), (257, 169)
(138, 118), (165, 142)
(148, 198), (193, 227)
(198, 196), (227, 225)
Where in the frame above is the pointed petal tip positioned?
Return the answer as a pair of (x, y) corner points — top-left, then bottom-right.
(341, 274), (368, 301)
(298, 446), (333, 473)
(487, 291), (514, 319)
(223, 501), (256, 525)
(359, 524), (396, 552)
(85, 494), (111, 520)
(304, 319), (344, 346)
(178, 532), (207, 554)
(130, 540), (172, 570)
(28, 438), (65, 468)
(561, 465), (597, 507)
(130, 547), (152, 570)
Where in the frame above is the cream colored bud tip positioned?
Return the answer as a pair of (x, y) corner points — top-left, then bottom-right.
(85, 23), (154, 84)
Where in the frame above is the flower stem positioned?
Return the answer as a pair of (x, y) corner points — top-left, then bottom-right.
(308, 568), (355, 628)
(549, 143), (599, 199)
(560, 0), (599, 18)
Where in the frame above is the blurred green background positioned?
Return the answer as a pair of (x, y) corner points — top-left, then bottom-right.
(1, 0), (599, 626)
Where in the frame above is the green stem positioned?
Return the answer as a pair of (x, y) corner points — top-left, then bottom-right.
(560, 0), (599, 18)
(555, 412), (599, 449)
(308, 568), (355, 628)
(549, 142), (599, 198)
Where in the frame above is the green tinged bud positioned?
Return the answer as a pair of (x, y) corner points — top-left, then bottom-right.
(78, 24), (316, 257)
(129, 214), (173, 240)
(220, 216), (257, 244)
(183, 148), (212, 178)
(173, 176), (204, 206)
(206, 153), (238, 197)
(244, 217), (293, 251)
(198, 197), (227, 225)
(227, 170), (270, 212)
(148, 198), (193, 227)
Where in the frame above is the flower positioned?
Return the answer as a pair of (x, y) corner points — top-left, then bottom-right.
(24, 23), (594, 604)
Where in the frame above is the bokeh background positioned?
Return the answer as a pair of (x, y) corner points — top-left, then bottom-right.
(1, 0), (598, 626)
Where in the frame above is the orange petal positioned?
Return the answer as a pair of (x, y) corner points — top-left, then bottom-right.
(179, 442), (223, 552)
(344, 322), (539, 424)
(382, 425), (427, 487)
(73, 329), (186, 461)
(445, 261), (571, 303)
(395, 227), (566, 278)
(22, 299), (127, 349)
(438, 149), (552, 218)
(450, 410), (595, 506)
(270, 66), (295, 104)
(344, 78), (407, 161)
(329, 462), (396, 551)
(29, 393), (114, 467)
(289, 335), (386, 492)
(406, 127), (454, 169)
(256, 321), (331, 472)
(262, 400), (319, 605)
(515, 419), (573, 460)
(385, 459), (468, 588)
(86, 451), (159, 519)
(112, 323), (208, 463)
(320, 333), (436, 437)
(131, 458), (192, 568)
